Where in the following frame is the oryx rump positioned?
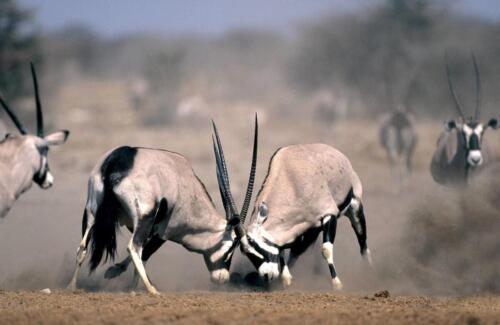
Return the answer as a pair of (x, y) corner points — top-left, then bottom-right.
(240, 144), (371, 290)
(67, 116), (258, 294)
(0, 63), (69, 218)
(430, 53), (498, 185)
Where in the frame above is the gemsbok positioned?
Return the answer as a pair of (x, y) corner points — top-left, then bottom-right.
(67, 116), (258, 294)
(0, 63), (69, 218)
(379, 105), (417, 180)
(430, 53), (498, 185)
(237, 144), (372, 290)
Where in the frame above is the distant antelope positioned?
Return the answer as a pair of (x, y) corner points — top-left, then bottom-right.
(67, 117), (258, 294)
(379, 105), (417, 178)
(0, 64), (69, 218)
(430, 54), (498, 185)
(237, 144), (372, 290)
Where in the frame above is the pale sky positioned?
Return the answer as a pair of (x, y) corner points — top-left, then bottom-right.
(18, 0), (500, 38)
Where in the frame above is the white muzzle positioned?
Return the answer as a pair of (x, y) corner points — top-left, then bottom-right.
(467, 150), (483, 167)
(258, 262), (280, 281)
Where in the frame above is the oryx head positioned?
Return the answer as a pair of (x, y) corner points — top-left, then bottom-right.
(243, 201), (281, 281)
(445, 53), (498, 169)
(211, 114), (259, 275)
(0, 63), (69, 189)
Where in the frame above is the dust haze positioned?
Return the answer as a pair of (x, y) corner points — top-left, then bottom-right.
(1, 0), (500, 296)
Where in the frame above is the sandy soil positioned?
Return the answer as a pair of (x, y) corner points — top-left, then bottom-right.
(1, 291), (499, 325)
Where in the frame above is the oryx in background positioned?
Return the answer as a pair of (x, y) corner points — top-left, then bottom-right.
(238, 144), (372, 290)
(0, 63), (69, 218)
(379, 105), (417, 180)
(430, 53), (498, 185)
(67, 116), (258, 295)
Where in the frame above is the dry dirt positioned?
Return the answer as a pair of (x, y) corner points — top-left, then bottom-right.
(1, 291), (499, 325)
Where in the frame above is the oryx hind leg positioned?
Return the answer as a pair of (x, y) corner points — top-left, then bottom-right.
(346, 198), (372, 266)
(121, 194), (161, 295)
(129, 235), (166, 291)
(321, 214), (342, 290)
(67, 208), (94, 290)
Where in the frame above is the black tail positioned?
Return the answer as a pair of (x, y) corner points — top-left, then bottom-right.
(87, 146), (137, 272)
(88, 186), (120, 272)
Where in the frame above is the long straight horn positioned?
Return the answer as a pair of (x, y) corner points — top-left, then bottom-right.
(212, 121), (238, 217)
(0, 95), (27, 134)
(239, 114), (258, 224)
(31, 63), (44, 137)
(213, 135), (232, 219)
(471, 52), (481, 120)
(445, 55), (466, 119)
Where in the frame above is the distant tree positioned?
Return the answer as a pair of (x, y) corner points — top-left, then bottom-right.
(0, 0), (39, 100)
(288, 0), (440, 114)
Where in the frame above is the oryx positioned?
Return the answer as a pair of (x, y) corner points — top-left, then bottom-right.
(67, 116), (258, 294)
(0, 63), (69, 218)
(379, 105), (417, 178)
(236, 144), (372, 290)
(430, 53), (498, 185)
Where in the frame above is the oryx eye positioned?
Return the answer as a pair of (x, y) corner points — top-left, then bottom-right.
(257, 202), (268, 224)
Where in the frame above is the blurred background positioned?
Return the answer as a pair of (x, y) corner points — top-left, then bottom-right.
(0, 0), (499, 294)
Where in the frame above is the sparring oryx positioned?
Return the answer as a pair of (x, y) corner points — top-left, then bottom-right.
(379, 105), (417, 180)
(430, 53), (498, 185)
(67, 116), (258, 295)
(238, 144), (372, 290)
(0, 63), (70, 218)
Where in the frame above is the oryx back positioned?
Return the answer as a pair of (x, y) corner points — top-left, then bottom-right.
(253, 143), (362, 245)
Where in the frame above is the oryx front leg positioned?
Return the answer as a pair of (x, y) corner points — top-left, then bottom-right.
(322, 215), (342, 290)
(280, 253), (293, 287)
(347, 198), (372, 267)
(67, 209), (93, 290)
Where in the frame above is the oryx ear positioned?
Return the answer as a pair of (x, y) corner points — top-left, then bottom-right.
(44, 130), (69, 146)
(445, 120), (457, 131)
(257, 202), (268, 225)
(487, 118), (498, 129)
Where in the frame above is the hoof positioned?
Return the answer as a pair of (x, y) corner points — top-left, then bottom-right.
(282, 275), (293, 287)
(362, 249), (373, 268)
(148, 287), (160, 296)
(66, 282), (77, 291)
(211, 269), (230, 284)
(281, 266), (293, 287)
(331, 277), (343, 290)
(104, 263), (128, 279)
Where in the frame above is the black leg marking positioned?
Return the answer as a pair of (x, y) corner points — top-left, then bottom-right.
(322, 216), (339, 281)
(347, 201), (368, 254)
(142, 235), (166, 262)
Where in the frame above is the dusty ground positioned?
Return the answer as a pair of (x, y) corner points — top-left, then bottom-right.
(1, 291), (499, 325)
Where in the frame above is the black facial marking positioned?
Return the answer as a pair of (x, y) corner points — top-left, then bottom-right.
(247, 236), (279, 264)
(33, 146), (49, 186)
(469, 133), (480, 150)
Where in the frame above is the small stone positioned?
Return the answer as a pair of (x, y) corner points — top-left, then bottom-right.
(374, 290), (390, 298)
(40, 288), (51, 294)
